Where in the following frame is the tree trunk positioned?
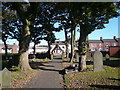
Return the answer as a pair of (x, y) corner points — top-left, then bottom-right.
(3, 39), (8, 59)
(33, 40), (36, 54)
(70, 30), (75, 62)
(3, 40), (8, 55)
(65, 42), (69, 58)
(79, 54), (87, 71)
(18, 19), (32, 71)
(70, 25), (77, 62)
(64, 29), (69, 58)
(19, 51), (31, 71)
(78, 29), (88, 71)
(47, 40), (51, 59)
(12, 3), (39, 71)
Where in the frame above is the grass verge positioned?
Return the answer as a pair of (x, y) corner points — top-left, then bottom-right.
(11, 69), (38, 88)
(63, 59), (120, 89)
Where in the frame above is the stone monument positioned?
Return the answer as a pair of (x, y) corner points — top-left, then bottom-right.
(93, 51), (104, 72)
(105, 54), (110, 61)
(2, 68), (11, 87)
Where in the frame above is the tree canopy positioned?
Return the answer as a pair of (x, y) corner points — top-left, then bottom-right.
(2, 2), (120, 71)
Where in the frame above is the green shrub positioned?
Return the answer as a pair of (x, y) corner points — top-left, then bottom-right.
(86, 67), (93, 71)
(2, 60), (9, 69)
(0, 53), (19, 55)
(12, 66), (20, 71)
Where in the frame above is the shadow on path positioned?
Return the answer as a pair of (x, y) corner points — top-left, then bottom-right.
(24, 59), (64, 88)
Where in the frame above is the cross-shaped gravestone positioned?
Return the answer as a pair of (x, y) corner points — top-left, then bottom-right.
(2, 68), (11, 87)
(93, 51), (104, 72)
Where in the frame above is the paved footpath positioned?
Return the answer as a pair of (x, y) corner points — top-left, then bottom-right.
(24, 59), (64, 88)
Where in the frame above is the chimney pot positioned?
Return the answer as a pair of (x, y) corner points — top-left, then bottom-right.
(100, 37), (103, 40)
(114, 36), (116, 39)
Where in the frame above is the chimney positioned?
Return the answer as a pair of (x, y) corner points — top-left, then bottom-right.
(114, 36), (116, 39)
(13, 43), (16, 45)
(100, 37), (102, 40)
(113, 36), (118, 42)
(100, 37), (104, 43)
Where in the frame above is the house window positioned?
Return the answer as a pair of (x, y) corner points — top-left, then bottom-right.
(99, 48), (102, 51)
(114, 43), (116, 46)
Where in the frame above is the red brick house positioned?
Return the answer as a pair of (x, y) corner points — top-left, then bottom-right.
(0, 43), (19, 53)
(89, 36), (119, 51)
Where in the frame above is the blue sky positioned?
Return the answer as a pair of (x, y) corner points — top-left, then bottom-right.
(0, 17), (119, 46)
(54, 17), (119, 40)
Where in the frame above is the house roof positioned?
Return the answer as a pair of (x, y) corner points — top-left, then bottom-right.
(2, 45), (13, 49)
(103, 39), (116, 42)
(52, 41), (65, 45)
(51, 44), (64, 54)
(89, 40), (101, 43)
(89, 38), (120, 43)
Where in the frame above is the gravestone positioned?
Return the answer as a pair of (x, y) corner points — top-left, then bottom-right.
(76, 53), (79, 62)
(51, 55), (53, 60)
(105, 54), (110, 61)
(93, 51), (104, 72)
(62, 54), (64, 60)
(2, 68), (11, 87)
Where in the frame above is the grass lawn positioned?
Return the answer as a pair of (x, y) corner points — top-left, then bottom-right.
(63, 58), (120, 89)
(11, 69), (38, 88)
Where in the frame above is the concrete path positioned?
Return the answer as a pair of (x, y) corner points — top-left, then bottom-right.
(24, 59), (64, 88)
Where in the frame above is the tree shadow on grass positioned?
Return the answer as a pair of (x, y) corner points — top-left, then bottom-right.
(89, 85), (120, 89)
(107, 78), (120, 81)
(103, 60), (120, 67)
(86, 61), (93, 65)
(86, 60), (120, 67)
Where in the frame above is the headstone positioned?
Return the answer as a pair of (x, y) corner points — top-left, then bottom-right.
(62, 55), (64, 60)
(93, 51), (104, 72)
(32, 55), (36, 62)
(2, 68), (11, 87)
(105, 54), (110, 61)
(51, 55), (53, 60)
(76, 53), (79, 62)
(9, 57), (13, 60)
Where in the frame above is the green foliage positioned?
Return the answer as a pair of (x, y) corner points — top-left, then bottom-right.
(36, 52), (47, 54)
(86, 66), (93, 71)
(1, 60), (9, 69)
(0, 53), (18, 55)
(2, 2), (120, 70)
(12, 66), (20, 71)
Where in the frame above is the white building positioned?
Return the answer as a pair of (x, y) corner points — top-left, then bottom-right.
(28, 40), (71, 54)
(28, 45), (48, 54)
